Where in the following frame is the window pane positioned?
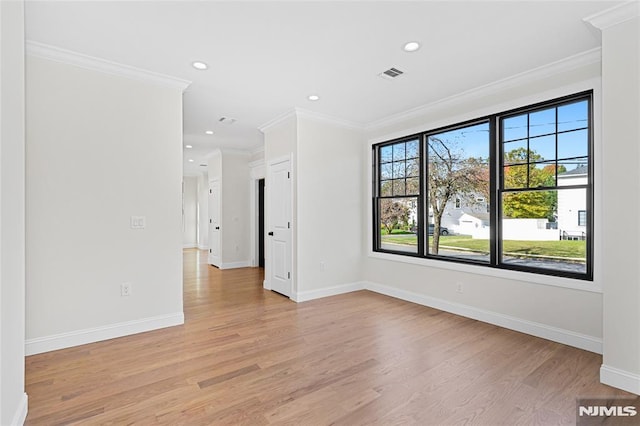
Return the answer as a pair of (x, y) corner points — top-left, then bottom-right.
(406, 158), (419, 177)
(529, 135), (556, 162)
(558, 160), (588, 177)
(392, 179), (406, 196)
(406, 177), (419, 195)
(427, 122), (490, 261)
(501, 189), (586, 274)
(380, 163), (393, 180)
(503, 164), (529, 189)
(503, 115), (527, 142)
(406, 139), (419, 159)
(558, 100), (588, 132)
(380, 145), (393, 163)
(558, 129), (588, 160)
(529, 107), (556, 137)
(504, 161), (558, 189)
(380, 180), (392, 197)
(379, 198), (418, 254)
(392, 143), (406, 162)
(504, 141), (529, 165)
(392, 161), (406, 179)
(533, 162), (558, 187)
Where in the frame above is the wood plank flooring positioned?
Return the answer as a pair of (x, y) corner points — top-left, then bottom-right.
(25, 248), (635, 425)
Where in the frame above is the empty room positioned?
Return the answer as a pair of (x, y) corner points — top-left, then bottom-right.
(1, 1), (639, 425)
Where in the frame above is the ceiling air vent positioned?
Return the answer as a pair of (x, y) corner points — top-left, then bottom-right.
(378, 67), (404, 81)
(218, 116), (237, 125)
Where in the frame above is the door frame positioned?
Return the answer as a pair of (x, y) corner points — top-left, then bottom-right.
(208, 179), (221, 267)
(249, 159), (266, 268)
(265, 153), (294, 296)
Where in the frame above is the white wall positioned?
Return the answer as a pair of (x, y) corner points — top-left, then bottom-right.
(363, 59), (604, 351)
(597, 12), (640, 394)
(196, 172), (209, 250)
(296, 116), (364, 297)
(26, 55), (185, 354)
(207, 150), (222, 181)
(182, 176), (197, 248)
(221, 150), (251, 267)
(0, 0), (28, 423)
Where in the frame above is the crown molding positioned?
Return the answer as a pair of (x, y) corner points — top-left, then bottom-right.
(294, 108), (364, 131)
(26, 41), (191, 91)
(259, 107), (364, 134)
(366, 47), (601, 133)
(584, 1), (640, 30)
(258, 109), (297, 133)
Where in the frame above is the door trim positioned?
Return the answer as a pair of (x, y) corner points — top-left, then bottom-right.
(249, 160), (266, 267)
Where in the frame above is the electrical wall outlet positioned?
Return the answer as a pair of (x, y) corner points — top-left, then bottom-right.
(121, 282), (132, 297)
(456, 282), (464, 294)
(320, 261), (326, 271)
(130, 216), (146, 229)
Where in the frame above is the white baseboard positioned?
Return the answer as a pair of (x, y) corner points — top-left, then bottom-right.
(219, 261), (252, 270)
(10, 393), (28, 426)
(25, 312), (184, 355)
(364, 281), (602, 354)
(294, 282), (366, 302)
(263, 279), (271, 290)
(601, 364), (640, 395)
(183, 243), (197, 249)
(293, 279), (602, 354)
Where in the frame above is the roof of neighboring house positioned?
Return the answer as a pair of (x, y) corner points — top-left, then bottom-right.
(559, 165), (588, 176)
(460, 212), (490, 222)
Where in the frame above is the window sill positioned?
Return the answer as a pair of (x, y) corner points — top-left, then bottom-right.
(367, 251), (602, 294)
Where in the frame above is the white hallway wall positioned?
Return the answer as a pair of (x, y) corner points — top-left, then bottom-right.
(0, 0), (28, 424)
(221, 150), (251, 268)
(26, 53), (186, 354)
(182, 176), (197, 248)
(196, 172), (209, 250)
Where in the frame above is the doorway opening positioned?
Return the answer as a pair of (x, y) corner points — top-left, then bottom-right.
(258, 178), (265, 268)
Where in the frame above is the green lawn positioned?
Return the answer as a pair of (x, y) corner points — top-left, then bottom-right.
(381, 234), (586, 259)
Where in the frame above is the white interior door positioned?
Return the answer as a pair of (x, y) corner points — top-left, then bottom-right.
(268, 159), (292, 297)
(208, 180), (221, 267)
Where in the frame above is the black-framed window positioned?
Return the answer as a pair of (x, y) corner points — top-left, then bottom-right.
(374, 138), (422, 255)
(372, 92), (593, 281)
(578, 210), (587, 227)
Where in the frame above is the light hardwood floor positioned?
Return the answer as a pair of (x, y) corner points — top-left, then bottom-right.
(25, 248), (635, 425)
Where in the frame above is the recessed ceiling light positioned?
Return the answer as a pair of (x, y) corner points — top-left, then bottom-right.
(403, 41), (421, 52)
(188, 159), (194, 162)
(308, 95), (320, 101)
(192, 61), (208, 70)
(205, 130), (213, 135)
(185, 145), (193, 149)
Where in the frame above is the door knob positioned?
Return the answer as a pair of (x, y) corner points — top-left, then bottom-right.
(268, 232), (274, 236)
(215, 226), (220, 230)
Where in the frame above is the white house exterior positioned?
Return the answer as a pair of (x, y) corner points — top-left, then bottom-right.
(557, 165), (588, 240)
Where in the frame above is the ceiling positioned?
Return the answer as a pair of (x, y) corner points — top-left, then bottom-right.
(24, 1), (617, 175)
